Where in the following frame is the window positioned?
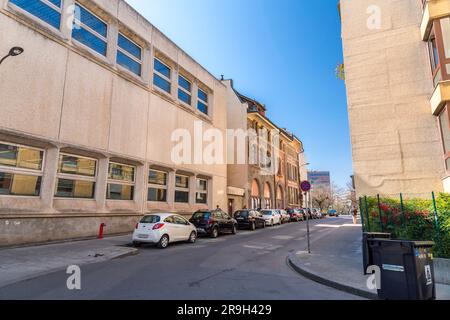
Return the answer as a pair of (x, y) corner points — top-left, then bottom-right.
(0, 142), (44, 197)
(107, 162), (135, 200)
(439, 106), (450, 173)
(117, 33), (142, 76)
(148, 170), (168, 202)
(72, 3), (107, 56)
(196, 178), (208, 204)
(55, 153), (96, 199)
(197, 88), (209, 115)
(175, 174), (189, 203)
(10, 0), (62, 30)
(178, 75), (192, 105)
(153, 58), (171, 93)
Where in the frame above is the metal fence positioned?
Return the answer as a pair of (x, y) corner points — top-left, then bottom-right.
(359, 192), (450, 258)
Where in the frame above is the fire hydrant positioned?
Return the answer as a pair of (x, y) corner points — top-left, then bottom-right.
(98, 223), (106, 239)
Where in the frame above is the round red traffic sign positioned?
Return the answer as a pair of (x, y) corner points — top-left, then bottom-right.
(300, 181), (311, 192)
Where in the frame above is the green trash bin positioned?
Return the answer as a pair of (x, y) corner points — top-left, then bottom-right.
(368, 239), (436, 300)
(362, 232), (391, 275)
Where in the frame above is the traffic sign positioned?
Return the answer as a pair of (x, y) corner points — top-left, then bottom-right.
(300, 180), (311, 192)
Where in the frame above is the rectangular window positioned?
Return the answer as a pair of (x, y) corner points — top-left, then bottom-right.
(175, 174), (189, 203)
(178, 75), (192, 105)
(439, 107), (450, 172)
(72, 3), (107, 56)
(56, 153), (97, 199)
(117, 33), (142, 76)
(153, 58), (171, 93)
(148, 170), (168, 202)
(196, 178), (208, 204)
(0, 172), (42, 196)
(197, 88), (209, 115)
(0, 143), (44, 170)
(107, 162), (135, 200)
(0, 142), (44, 197)
(10, 0), (62, 30)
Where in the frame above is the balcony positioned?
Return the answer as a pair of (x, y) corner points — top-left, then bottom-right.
(421, 0), (450, 40)
(430, 80), (450, 115)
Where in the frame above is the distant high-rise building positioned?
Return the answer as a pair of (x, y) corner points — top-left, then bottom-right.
(308, 171), (331, 193)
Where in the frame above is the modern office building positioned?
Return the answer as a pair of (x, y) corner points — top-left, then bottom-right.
(339, 0), (450, 198)
(0, 0), (228, 246)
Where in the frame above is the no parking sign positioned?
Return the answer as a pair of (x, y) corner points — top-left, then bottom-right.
(301, 181), (311, 192)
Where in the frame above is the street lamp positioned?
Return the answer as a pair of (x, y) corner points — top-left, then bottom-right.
(0, 47), (24, 66)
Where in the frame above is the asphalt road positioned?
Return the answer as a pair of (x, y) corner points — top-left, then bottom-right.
(0, 216), (362, 300)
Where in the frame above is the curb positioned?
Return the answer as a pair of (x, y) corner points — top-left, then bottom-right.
(287, 253), (378, 300)
(0, 247), (138, 289)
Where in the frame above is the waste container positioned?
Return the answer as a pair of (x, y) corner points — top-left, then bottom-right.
(362, 232), (391, 274)
(368, 239), (436, 300)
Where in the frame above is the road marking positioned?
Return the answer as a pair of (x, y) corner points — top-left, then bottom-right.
(266, 245), (283, 251)
(342, 224), (362, 227)
(314, 224), (341, 228)
(272, 235), (294, 240)
(295, 237), (306, 241)
(243, 245), (266, 250)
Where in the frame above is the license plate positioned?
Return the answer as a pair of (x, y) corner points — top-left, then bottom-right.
(197, 228), (205, 232)
(236, 217), (244, 220)
(138, 234), (149, 239)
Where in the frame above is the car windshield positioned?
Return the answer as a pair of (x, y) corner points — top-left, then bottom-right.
(140, 215), (161, 224)
(192, 211), (211, 219)
(235, 210), (249, 218)
(261, 210), (272, 216)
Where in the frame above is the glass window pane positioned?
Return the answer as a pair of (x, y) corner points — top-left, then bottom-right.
(0, 172), (41, 196)
(75, 4), (107, 37)
(175, 190), (189, 203)
(0, 143), (17, 168)
(55, 178), (95, 198)
(10, 0), (61, 29)
(198, 89), (208, 103)
(196, 179), (207, 191)
(178, 76), (191, 92)
(440, 107), (450, 153)
(148, 188), (167, 202)
(178, 89), (191, 105)
(196, 192), (207, 204)
(72, 25), (107, 56)
(48, 0), (61, 7)
(176, 175), (189, 188)
(154, 59), (170, 79)
(107, 183), (134, 200)
(117, 50), (142, 76)
(118, 34), (141, 60)
(198, 101), (208, 115)
(149, 170), (167, 185)
(108, 163), (135, 182)
(58, 154), (96, 177)
(17, 147), (43, 170)
(153, 74), (171, 93)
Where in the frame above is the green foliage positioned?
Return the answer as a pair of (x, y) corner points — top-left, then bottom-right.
(360, 193), (450, 258)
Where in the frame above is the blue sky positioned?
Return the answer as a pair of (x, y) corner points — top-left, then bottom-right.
(126, 0), (352, 188)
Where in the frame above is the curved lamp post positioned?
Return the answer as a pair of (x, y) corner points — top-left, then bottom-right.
(0, 47), (24, 65)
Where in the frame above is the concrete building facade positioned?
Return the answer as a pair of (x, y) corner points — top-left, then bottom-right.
(0, 0), (229, 246)
(340, 0), (450, 198)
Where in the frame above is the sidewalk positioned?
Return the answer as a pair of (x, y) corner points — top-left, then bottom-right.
(0, 235), (137, 289)
(287, 220), (450, 300)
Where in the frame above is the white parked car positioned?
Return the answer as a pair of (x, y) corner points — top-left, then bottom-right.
(132, 213), (197, 249)
(278, 209), (290, 224)
(260, 209), (282, 226)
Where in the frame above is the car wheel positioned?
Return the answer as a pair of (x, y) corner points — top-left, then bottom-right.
(132, 241), (141, 247)
(157, 235), (169, 249)
(210, 226), (219, 238)
(250, 222), (256, 231)
(188, 231), (197, 243)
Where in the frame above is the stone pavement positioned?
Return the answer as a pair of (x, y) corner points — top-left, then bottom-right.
(287, 217), (450, 300)
(0, 235), (136, 289)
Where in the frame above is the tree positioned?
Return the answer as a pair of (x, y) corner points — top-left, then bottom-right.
(312, 188), (333, 212)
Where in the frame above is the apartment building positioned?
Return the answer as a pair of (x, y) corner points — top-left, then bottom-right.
(224, 80), (305, 213)
(340, 0), (450, 198)
(0, 0), (228, 246)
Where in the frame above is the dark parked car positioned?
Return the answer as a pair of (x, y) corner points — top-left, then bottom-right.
(234, 209), (266, 231)
(287, 208), (303, 222)
(189, 209), (238, 238)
